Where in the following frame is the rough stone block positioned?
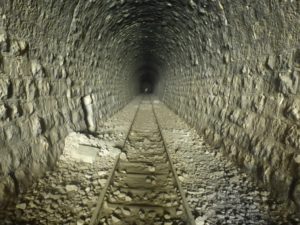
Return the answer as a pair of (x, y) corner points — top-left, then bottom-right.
(10, 39), (28, 56)
(31, 60), (44, 78)
(266, 55), (276, 70)
(29, 116), (42, 137)
(0, 104), (6, 120)
(279, 71), (299, 95)
(0, 79), (9, 99)
(0, 29), (9, 52)
(285, 99), (300, 121)
(284, 125), (300, 149)
(82, 95), (96, 132)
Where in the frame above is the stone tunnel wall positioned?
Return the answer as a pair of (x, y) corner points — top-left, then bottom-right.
(1, 0), (300, 212)
(0, 1), (137, 205)
(160, 1), (300, 210)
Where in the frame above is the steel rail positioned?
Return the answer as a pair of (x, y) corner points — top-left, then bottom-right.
(150, 97), (196, 225)
(89, 96), (143, 225)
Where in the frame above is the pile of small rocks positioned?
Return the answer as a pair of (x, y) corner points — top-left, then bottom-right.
(2, 159), (111, 225)
(0, 99), (140, 225)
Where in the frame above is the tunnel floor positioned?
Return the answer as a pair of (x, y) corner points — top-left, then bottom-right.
(0, 96), (299, 225)
(91, 98), (194, 225)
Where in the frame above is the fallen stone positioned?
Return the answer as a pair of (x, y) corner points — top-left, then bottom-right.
(77, 219), (84, 225)
(111, 214), (121, 223)
(65, 185), (78, 192)
(16, 203), (27, 210)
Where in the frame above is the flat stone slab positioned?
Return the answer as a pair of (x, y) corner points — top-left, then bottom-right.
(64, 144), (99, 164)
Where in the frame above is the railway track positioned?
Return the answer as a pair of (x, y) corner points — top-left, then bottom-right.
(90, 97), (195, 225)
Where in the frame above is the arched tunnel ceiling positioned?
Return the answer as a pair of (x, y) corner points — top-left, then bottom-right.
(78, 0), (226, 75)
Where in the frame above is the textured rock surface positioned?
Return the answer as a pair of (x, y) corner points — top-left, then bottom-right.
(0, 1), (138, 205)
(0, 98), (139, 224)
(157, 1), (300, 212)
(154, 100), (300, 224)
(2, 98), (299, 224)
(0, 0), (299, 214)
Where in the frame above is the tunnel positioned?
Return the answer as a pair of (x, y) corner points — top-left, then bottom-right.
(0, 0), (300, 224)
(137, 64), (157, 94)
